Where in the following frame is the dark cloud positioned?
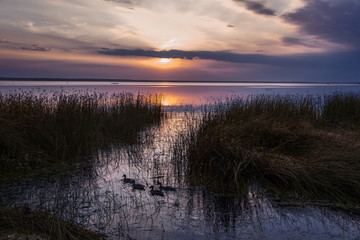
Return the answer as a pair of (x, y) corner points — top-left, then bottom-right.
(3, 50), (360, 82)
(0, 50), (360, 82)
(0, 40), (51, 51)
(21, 44), (51, 52)
(98, 48), (286, 65)
(282, 37), (317, 48)
(234, 0), (276, 16)
(283, 0), (360, 49)
(99, 49), (360, 81)
(103, 0), (140, 6)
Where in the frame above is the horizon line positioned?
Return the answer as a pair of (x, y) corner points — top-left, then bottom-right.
(1, 77), (360, 85)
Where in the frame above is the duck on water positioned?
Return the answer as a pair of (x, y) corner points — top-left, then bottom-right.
(149, 186), (164, 196)
(122, 174), (133, 183)
(131, 180), (145, 190)
(157, 181), (176, 191)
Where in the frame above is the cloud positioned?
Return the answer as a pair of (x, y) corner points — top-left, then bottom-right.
(283, 0), (360, 49)
(98, 47), (360, 78)
(3, 50), (360, 82)
(21, 44), (51, 52)
(234, 0), (276, 16)
(98, 48), (284, 64)
(103, 0), (139, 7)
(282, 37), (318, 48)
(0, 40), (51, 52)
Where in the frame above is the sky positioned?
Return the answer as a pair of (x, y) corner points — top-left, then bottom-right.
(0, 0), (359, 82)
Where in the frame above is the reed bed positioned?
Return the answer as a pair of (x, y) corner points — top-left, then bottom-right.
(0, 90), (164, 181)
(186, 93), (360, 206)
(0, 207), (105, 240)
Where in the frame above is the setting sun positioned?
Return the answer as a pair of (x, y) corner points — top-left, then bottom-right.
(159, 58), (171, 64)
(162, 99), (170, 106)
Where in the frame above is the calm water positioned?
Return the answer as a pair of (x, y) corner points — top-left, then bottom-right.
(2, 81), (360, 240)
(1, 80), (360, 106)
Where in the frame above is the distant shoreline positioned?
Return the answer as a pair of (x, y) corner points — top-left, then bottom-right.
(0, 77), (359, 85)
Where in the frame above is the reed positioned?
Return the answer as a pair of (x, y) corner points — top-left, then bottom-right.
(323, 92), (360, 129)
(0, 206), (105, 240)
(0, 90), (164, 181)
(186, 94), (360, 206)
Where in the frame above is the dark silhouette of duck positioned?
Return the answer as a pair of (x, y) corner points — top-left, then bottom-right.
(157, 181), (176, 191)
(122, 174), (133, 184)
(22, 203), (33, 215)
(131, 180), (145, 190)
(149, 186), (164, 196)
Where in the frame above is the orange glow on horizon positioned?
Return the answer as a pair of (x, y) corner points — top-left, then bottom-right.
(162, 99), (170, 106)
(139, 57), (192, 70)
(0, 49), (196, 70)
(159, 58), (171, 63)
(161, 95), (182, 106)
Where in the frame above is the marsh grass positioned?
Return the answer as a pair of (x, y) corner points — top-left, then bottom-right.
(323, 93), (360, 129)
(0, 91), (164, 181)
(185, 93), (360, 206)
(0, 207), (105, 240)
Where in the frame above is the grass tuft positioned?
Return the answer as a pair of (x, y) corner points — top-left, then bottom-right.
(0, 207), (105, 240)
(186, 94), (360, 206)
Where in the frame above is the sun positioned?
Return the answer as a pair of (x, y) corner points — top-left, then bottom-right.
(162, 100), (170, 106)
(159, 58), (171, 63)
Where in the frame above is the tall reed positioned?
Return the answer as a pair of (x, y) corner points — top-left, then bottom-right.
(0, 91), (164, 181)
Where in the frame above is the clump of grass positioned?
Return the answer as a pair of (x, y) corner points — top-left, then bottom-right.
(0, 91), (164, 181)
(186, 94), (360, 206)
(323, 93), (360, 129)
(0, 206), (105, 240)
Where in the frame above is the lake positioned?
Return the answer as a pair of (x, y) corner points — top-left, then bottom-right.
(1, 80), (360, 106)
(2, 80), (360, 240)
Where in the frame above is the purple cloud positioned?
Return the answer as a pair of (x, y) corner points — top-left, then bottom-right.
(234, 0), (276, 16)
(21, 44), (51, 52)
(283, 0), (360, 49)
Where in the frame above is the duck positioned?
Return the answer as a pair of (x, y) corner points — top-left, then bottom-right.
(149, 186), (164, 196)
(131, 180), (145, 190)
(157, 181), (176, 191)
(122, 174), (133, 184)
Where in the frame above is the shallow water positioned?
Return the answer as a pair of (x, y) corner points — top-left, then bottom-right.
(2, 81), (360, 239)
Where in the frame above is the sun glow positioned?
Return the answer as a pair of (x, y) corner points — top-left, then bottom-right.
(162, 100), (170, 106)
(159, 58), (171, 63)
(161, 95), (180, 106)
(137, 57), (194, 70)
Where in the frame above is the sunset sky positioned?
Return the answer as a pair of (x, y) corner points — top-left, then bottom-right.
(0, 0), (359, 82)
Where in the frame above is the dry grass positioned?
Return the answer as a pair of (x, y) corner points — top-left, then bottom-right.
(186, 94), (360, 206)
(0, 207), (105, 240)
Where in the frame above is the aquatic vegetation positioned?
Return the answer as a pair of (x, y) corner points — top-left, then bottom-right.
(185, 93), (360, 206)
(0, 206), (105, 240)
(0, 90), (164, 181)
(322, 93), (360, 129)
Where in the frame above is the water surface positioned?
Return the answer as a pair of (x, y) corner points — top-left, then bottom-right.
(1, 80), (360, 106)
(2, 80), (360, 239)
